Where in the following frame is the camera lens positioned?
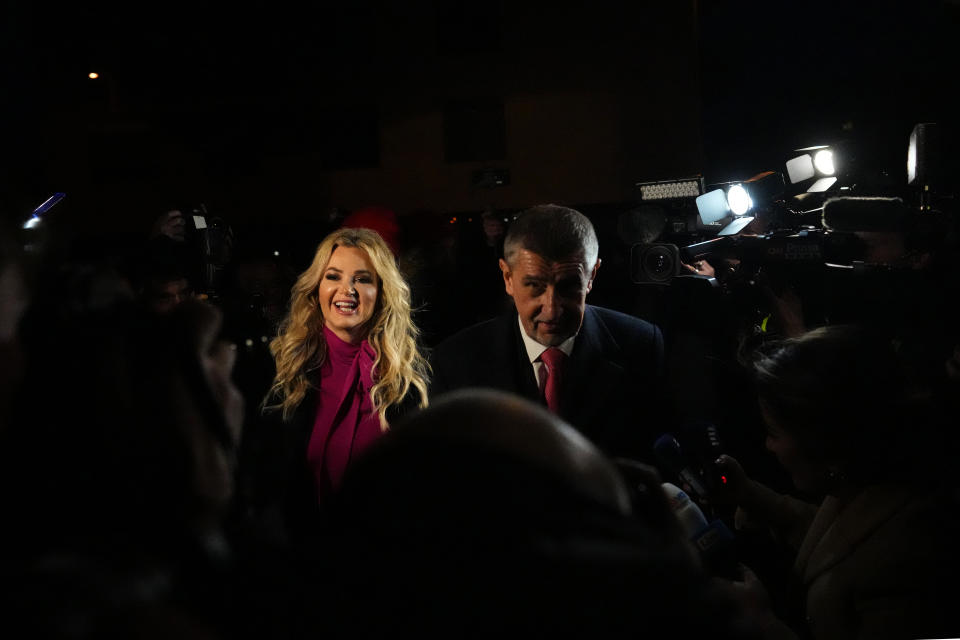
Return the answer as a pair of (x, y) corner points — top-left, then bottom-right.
(630, 242), (680, 284)
(642, 246), (676, 283)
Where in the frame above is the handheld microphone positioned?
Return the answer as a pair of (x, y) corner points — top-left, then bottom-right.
(653, 434), (708, 500)
(662, 482), (740, 580)
(662, 481), (708, 534)
(677, 420), (727, 494)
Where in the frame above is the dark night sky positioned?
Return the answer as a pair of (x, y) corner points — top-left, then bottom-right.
(697, 0), (960, 184)
(3, 1), (960, 228)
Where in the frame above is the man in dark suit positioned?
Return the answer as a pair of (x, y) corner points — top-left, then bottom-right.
(429, 204), (668, 462)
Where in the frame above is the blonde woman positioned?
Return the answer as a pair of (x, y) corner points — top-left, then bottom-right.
(261, 227), (429, 537)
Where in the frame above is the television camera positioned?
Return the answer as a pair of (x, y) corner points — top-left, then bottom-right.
(628, 123), (959, 338)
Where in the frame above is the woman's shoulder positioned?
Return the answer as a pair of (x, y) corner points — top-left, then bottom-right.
(843, 484), (960, 569)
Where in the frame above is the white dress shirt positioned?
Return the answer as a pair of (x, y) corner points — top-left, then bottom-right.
(516, 315), (576, 390)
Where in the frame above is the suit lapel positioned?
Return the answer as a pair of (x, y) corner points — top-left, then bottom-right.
(564, 307), (627, 427)
(481, 312), (541, 403)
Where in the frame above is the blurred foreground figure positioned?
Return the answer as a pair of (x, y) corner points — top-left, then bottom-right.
(0, 295), (248, 637)
(315, 388), (763, 638)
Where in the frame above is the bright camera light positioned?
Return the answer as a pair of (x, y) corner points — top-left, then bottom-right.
(785, 154), (815, 184)
(907, 135), (918, 184)
(695, 188), (730, 224)
(813, 149), (835, 175)
(726, 184), (753, 216)
(787, 145), (834, 183)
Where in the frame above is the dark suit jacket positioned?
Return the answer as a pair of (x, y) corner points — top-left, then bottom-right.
(428, 305), (667, 463)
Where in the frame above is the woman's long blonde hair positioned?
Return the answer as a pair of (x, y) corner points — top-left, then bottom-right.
(263, 227), (429, 427)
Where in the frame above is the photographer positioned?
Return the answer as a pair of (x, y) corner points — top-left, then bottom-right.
(708, 325), (960, 640)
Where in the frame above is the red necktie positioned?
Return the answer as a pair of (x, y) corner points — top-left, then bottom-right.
(540, 347), (566, 415)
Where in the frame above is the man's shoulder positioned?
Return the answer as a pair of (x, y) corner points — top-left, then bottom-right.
(587, 305), (660, 335)
(583, 305), (664, 362)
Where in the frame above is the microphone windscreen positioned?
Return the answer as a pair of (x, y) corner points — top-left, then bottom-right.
(653, 434), (685, 472)
(822, 197), (909, 232)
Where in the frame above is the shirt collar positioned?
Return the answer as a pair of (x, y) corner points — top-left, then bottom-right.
(517, 315), (576, 364)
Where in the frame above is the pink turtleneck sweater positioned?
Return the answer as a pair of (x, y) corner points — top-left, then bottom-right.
(306, 325), (382, 500)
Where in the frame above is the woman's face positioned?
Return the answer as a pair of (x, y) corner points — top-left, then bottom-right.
(318, 245), (380, 344)
(762, 404), (829, 494)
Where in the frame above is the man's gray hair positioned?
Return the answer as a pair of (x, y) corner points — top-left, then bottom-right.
(502, 204), (599, 270)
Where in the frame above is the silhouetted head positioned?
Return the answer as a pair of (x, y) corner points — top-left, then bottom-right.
(329, 388), (631, 525)
(749, 324), (936, 492)
(317, 389), (746, 637)
(3, 297), (243, 561)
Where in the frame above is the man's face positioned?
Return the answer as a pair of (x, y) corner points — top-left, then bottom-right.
(500, 249), (599, 346)
(150, 277), (192, 314)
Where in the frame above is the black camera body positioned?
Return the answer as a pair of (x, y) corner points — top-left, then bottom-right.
(681, 227), (867, 268)
(179, 204), (234, 300)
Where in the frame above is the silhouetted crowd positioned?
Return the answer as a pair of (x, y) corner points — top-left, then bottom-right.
(1, 199), (959, 639)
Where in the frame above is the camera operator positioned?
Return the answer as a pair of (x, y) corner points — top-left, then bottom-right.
(683, 258), (715, 278)
(150, 208), (188, 243)
(680, 216), (814, 344)
(136, 234), (196, 314)
(707, 325), (960, 640)
(148, 205), (234, 305)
